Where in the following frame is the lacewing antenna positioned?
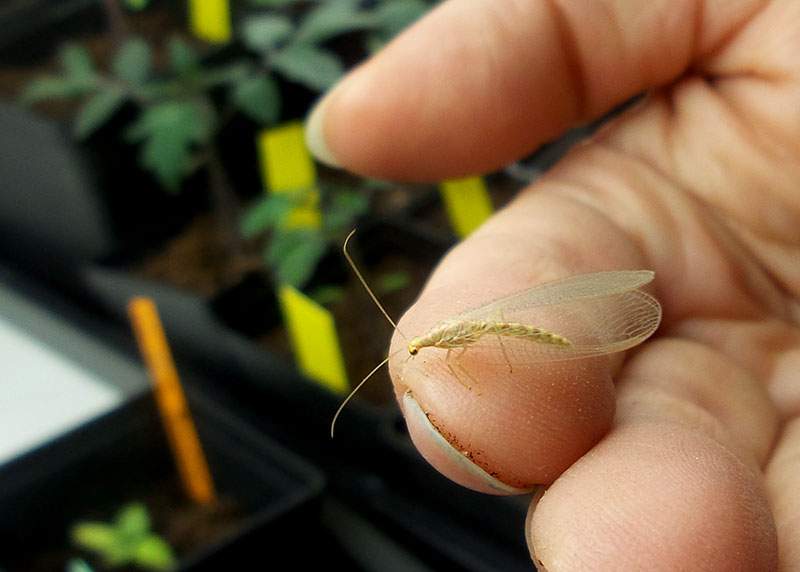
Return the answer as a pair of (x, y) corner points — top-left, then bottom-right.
(331, 230), (406, 438)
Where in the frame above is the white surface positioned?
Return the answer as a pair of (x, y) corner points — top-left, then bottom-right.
(0, 315), (124, 464)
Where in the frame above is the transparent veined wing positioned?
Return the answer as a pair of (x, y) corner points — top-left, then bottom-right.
(432, 271), (661, 364)
(454, 270), (655, 319)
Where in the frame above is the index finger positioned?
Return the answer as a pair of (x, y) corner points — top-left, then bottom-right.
(305, 0), (762, 181)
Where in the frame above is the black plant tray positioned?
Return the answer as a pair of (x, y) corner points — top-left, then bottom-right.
(74, 265), (537, 571)
(0, 390), (326, 571)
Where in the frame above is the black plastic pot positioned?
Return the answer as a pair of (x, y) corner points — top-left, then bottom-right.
(0, 101), (201, 291)
(0, 391), (326, 571)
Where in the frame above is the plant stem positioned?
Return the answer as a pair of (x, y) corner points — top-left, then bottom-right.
(206, 144), (250, 275)
(102, 0), (130, 50)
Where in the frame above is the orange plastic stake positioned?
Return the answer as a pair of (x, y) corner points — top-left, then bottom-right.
(127, 297), (216, 505)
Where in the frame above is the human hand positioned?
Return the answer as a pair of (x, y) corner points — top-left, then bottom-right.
(305, 1), (800, 569)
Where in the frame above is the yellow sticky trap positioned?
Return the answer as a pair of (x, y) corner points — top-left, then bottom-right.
(188, 0), (232, 44)
(258, 123), (321, 228)
(439, 176), (494, 238)
(127, 297), (216, 505)
(279, 285), (348, 394)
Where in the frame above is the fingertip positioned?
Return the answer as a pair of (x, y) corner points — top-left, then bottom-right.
(402, 390), (535, 495)
(305, 92), (342, 168)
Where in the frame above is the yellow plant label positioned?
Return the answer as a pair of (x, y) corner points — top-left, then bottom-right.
(279, 285), (349, 394)
(258, 123), (321, 228)
(188, 0), (232, 44)
(259, 122), (317, 191)
(127, 297), (216, 505)
(439, 176), (494, 238)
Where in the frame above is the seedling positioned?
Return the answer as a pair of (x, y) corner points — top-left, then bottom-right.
(66, 558), (96, 572)
(71, 502), (177, 571)
(241, 184), (370, 289)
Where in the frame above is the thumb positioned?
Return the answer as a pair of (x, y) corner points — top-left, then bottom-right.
(386, 187), (653, 493)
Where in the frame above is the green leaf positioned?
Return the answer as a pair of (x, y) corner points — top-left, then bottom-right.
(267, 228), (329, 288)
(294, 0), (371, 45)
(241, 15), (294, 53)
(71, 522), (118, 552)
(116, 503), (151, 538)
(134, 535), (178, 571)
(241, 193), (293, 236)
(168, 37), (200, 78)
(113, 37), (151, 84)
(19, 74), (91, 104)
(73, 87), (126, 139)
(376, 270), (410, 294)
(137, 78), (174, 100)
(232, 73), (281, 124)
(364, 0), (430, 52)
(361, 177), (394, 191)
(60, 43), (95, 83)
(126, 101), (212, 191)
(32, 44), (98, 97)
(310, 284), (345, 306)
(200, 62), (250, 87)
(370, 0), (429, 37)
(271, 44), (344, 92)
(66, 558), (96, 572)
(69, 503), (173, 570)
(323, 189), (368, 232)
(124, 0), (151, 10)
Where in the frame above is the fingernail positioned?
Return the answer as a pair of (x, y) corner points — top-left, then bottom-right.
(403, 391), (534, 496)
(304, 92), (342, 168)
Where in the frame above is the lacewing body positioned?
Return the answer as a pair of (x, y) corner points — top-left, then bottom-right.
(408, 270), (662, 365)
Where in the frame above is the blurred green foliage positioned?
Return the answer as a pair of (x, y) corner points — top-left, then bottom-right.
(21, 0), (432, 192)
(241, 183), (371, 288)
(71, 502), (177, 571)
(21, 0), (430, 296)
